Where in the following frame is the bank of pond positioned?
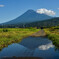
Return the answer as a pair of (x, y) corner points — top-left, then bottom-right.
(0, 28), (40, 50)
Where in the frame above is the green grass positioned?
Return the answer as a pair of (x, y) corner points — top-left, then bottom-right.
(0, 28), (40, 50)
(44, 27), (59, 49)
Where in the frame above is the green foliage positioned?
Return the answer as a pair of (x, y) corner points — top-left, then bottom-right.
(44, 27), (59, 49)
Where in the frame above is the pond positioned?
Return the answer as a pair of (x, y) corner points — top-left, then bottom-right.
(0, 37), (59, 59)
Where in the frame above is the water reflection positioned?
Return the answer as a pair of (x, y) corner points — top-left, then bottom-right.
(19, 37), (52, 49)
(0, 37), (59, 59)
(38, 42), (54, 50)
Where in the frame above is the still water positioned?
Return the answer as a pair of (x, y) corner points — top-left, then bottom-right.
(0, 37), (59, 59)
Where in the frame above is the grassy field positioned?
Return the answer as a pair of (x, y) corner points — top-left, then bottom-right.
(0, 28), (40, 50)
(44, 26), (59, 49)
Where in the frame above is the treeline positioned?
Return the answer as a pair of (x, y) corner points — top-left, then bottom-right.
(0, 17), (59, 28)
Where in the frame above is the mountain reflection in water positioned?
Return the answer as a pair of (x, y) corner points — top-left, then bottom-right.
(0, 37), (59, 59)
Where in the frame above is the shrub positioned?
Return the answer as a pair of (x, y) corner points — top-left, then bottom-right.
(3, 29), (8, 32)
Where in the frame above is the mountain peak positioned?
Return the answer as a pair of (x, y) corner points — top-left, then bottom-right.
(27, 9), (35, 11)
(26, 9), (36, 13)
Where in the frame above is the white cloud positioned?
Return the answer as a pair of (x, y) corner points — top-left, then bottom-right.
(36, 8), (56, 16)
(0, 5), (4, 7)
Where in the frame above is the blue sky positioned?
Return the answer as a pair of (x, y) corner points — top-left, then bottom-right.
(0, 0), (59, 23)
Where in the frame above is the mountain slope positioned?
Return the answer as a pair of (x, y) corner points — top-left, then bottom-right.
(25, 17), (59, 27)
(2, 9), (52, 25)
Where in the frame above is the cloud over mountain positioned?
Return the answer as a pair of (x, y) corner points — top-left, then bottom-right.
(36, 8), (56, 16)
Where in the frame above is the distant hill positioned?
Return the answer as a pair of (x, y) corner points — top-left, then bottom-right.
(24, 17), (59, 28)
(2, 9), (52, 25)
(0, 17), (59, 28)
